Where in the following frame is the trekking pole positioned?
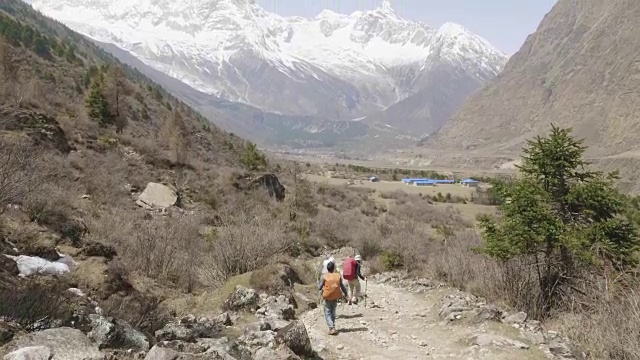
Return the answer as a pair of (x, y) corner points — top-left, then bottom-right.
(364, 279), (368, 308)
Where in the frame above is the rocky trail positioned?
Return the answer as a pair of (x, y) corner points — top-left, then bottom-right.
(303, 273), (574, 360)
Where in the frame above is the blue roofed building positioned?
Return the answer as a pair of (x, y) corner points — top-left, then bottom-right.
(461, 178), (479, 187)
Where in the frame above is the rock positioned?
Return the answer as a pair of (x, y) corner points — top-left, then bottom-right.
(295, 292), (317, 310)
(467, 333), (529, 349)
(253, 346), (299, 360)
(136, 183), (177, 209)
(472, 306), (503, 323)
(155, 317), (221, 343)
(275, 321), (313, 357)
(548, 339), (575, 358)
(222, 286), (259, 312)
(0, 327), (106, 360)
(0, 107), (72, 153)
(87, 315), (149, 351)
(250, 174), (286, 201)
(263, 317), (290, 332)
(143, 344), (179, 360)
(262, 301), (296, 321)
(215, 312), (233, 327)
(112, 319), (150, 351)
(4, 346), (53, 360)
(239, 330), (276, 349)
(144, 340), (244, 360)
(503, 311), (528, 324)
(87, 315), (115, 349)
(81, 242), (117, 260)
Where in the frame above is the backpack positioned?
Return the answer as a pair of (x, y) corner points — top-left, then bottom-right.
(343, 257), (357, 280)
(322, 273), (342, 301)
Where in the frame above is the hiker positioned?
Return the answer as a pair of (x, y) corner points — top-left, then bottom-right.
(343, 254), (366, 305)
(318, 260), (348, 335)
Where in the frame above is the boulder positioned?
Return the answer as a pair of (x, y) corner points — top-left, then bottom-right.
(4, 346), (53, 360)
(253, 345), (300, 360)
(251, 174), (285, 201)
(274, 321), (313, 357)
(136, 183), (177, 209)
(144, 339), (248, 360)
(472, 305), (503, 323)
(154, 316), (221, 343)
(0, 327), (106, 360)
(503, 311), (528, 325)
(86, 315), (149, 351)
(548, 339), (575, 358)
(222, 286), (259, 312)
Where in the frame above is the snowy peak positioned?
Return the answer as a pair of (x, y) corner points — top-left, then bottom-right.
(30, 0), (508, 138)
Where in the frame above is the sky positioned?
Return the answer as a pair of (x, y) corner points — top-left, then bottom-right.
(257, 0), (557, 55)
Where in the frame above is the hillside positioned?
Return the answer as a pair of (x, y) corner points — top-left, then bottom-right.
(426, 0), (640, 158)
(30, 0), (507, 147)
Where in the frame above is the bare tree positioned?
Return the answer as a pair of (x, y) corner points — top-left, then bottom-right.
(103, 65), (131, 133)
(0, 137), (48, 212)
(162, 110), (191, 167)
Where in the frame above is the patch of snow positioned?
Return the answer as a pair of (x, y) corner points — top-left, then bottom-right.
(5, 254), (72, 277)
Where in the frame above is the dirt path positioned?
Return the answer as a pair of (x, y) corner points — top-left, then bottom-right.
(302, 277), (549, 360)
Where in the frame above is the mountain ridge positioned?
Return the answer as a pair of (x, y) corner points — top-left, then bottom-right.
(425, 0), (640, 157)
(31, 0), (507, 146)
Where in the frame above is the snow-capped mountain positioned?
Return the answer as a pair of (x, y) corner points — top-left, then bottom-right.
(30, 0), (507, 143)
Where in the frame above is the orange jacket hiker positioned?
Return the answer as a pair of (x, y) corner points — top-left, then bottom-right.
(322, 272), (343, 301)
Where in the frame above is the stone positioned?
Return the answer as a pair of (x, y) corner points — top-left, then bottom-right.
(275, 321), (313, 357)
(548, 339), (575, 358)
(215, 312), (233, 327)
(0, 327), (106, 360)
(503, 312), (528, 324)
(472, 306), (503, 323)
(155, 318), (221, 343)
(222, 286), (260, 312)
(136, 183), (177, 209)
(144, 344), (179, 360)
(254, 346), (299, 360)
(467, 333), (529, 350)
(87, 315), (149, 351)
(4, 346), (53, 360)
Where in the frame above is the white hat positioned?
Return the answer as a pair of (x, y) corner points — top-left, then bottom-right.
(355, 255), (362, 261)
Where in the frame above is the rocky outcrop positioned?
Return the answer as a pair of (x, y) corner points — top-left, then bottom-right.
(144, 337), (252, 360)
(251, 174), (285, 201)
(136, 183), (177, 209)
(235, 174), (286, 201)
(0, 107), (72, 153)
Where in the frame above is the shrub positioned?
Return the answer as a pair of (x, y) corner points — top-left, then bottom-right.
(0, 279), (75, 331)
(380, 250), (403, 271)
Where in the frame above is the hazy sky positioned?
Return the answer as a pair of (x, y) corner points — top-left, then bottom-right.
(258, 0), (557, 55)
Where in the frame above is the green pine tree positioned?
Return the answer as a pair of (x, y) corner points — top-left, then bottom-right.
(240, 143), (267, 171)
(85, 76), (113, 127)
(479, 125), (639, 316)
